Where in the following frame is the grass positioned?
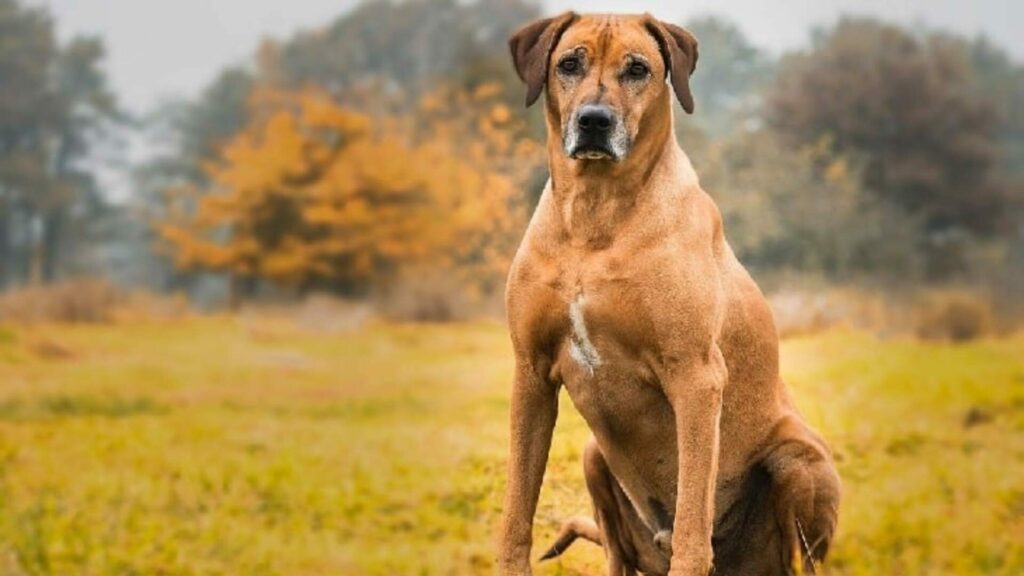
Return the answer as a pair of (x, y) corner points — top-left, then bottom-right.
(0, 316), (1021, 575)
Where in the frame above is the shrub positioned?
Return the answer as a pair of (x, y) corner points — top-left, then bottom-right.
(374, 270), (477, 323)
(292, 294), (375, 332)
(0, 280), (191, 325)
(0, 279), (124, 324)
(915, 290), (996, 342)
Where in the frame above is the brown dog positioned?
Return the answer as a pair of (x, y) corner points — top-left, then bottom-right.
(498, 12), (840, 576)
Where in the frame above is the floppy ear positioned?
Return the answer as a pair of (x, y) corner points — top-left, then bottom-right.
(508, 12), (578, 107)
(644, 17), (699, 114)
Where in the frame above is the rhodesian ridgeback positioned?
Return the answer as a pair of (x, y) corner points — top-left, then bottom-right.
(498, 13), (840, 576)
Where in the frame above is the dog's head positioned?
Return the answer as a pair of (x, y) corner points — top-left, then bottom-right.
(509, 13), (698, 163)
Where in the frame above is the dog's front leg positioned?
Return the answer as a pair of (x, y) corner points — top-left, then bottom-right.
(664, 346), (728, 576)
(498, 363), (559, 576)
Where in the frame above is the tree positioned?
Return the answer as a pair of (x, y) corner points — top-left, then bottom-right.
(0, 0), (54, 286)
(138, 0), (542, 299)
(0, 0), (119, 287)
(43, 36), (121, 281)
(962, 35), (1024, 181)
(682, 16), (774, 137)
(263, 0), (537, 101)
(158, 86), (540, 302)
(767, 18), (1008, 278)
(698, 130), (920, 281)
(153, 0), (539, 192)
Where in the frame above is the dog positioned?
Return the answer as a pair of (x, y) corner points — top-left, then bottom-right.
(498, 13), (840, 576)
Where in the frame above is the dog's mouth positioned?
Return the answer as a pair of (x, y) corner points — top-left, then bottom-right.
(569, 145), (616, 161)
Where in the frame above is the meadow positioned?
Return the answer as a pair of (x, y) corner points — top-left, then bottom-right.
(0, 316), (1021, 575)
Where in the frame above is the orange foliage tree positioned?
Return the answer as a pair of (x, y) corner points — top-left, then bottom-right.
(158, 86), (542, 298)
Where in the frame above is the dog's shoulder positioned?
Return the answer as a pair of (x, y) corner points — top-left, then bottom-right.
(506, 180), (558, 287)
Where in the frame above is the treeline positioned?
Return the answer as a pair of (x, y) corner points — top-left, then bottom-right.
(1, 0), (1022, 309)
(0, 0), (121, 289)
(677, 17), (1023, 295)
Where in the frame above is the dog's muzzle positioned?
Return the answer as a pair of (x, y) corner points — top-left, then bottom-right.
(565, 104), (629, 161)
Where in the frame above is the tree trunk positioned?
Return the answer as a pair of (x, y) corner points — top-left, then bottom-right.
(0, 207), (9, 290)
(41, 208), (64, 283)
(228, 274), (255, 311)
(28, 211), (44, 285)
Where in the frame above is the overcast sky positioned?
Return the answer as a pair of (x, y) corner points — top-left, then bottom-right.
(26, 0), (1024, 115)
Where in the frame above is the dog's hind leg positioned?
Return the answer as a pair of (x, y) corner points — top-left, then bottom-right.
(711, 416), (839, 576)
(584, 439), (638, 576)
(539, 515), (601, 560)
(765, 431), (840, 574)
(541, 438), (669, 575)
(583, 438), (669, 576)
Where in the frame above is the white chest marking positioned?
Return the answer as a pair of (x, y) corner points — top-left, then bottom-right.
(568, 294), (602, 376)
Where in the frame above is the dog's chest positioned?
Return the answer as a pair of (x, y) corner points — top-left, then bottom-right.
(511, 235), (682, 388)
(566, 293), (602, 376)
(552, 268), (660, 399)
(555, 280), (678, 494)
(524, 246), (661, 379)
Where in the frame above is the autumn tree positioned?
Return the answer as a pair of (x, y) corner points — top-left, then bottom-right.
(136, 0), (542, 298)
(159, 86), (540, 303)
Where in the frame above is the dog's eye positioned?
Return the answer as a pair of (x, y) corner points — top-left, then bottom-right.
(626, 61), (649, 79)
(558, 57), (582, 75)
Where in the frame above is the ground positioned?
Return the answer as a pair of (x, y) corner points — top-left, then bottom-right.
(0, 317), (1021, 575)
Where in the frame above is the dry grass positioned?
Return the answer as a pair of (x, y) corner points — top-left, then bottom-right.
(0, 318), (1021, 574)
(769, 286), (1006, 342)
(769, 287), (909, 338)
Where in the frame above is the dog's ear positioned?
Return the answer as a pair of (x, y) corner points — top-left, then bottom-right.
(509, 12), (578, 108)
(644, 17), (699, 114)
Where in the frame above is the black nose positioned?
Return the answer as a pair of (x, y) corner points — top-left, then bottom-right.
(577, 105), (614, 133)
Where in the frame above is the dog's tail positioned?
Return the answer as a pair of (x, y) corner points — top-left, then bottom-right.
(538, 516), (602, 561)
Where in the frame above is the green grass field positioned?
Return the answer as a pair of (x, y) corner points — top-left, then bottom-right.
(0, 317), (1021, 575)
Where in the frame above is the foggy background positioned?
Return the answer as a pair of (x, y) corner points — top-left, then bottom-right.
(1, 3), (1023, 575)
(2, 0), (1022, 324)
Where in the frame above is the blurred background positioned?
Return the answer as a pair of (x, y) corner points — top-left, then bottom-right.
(0, 1), (1021, 574)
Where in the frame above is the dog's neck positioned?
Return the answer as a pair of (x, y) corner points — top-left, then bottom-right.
(544, 96), (697, 248)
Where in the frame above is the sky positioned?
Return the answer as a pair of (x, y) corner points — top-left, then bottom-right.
(25, 0), (1024, 116)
